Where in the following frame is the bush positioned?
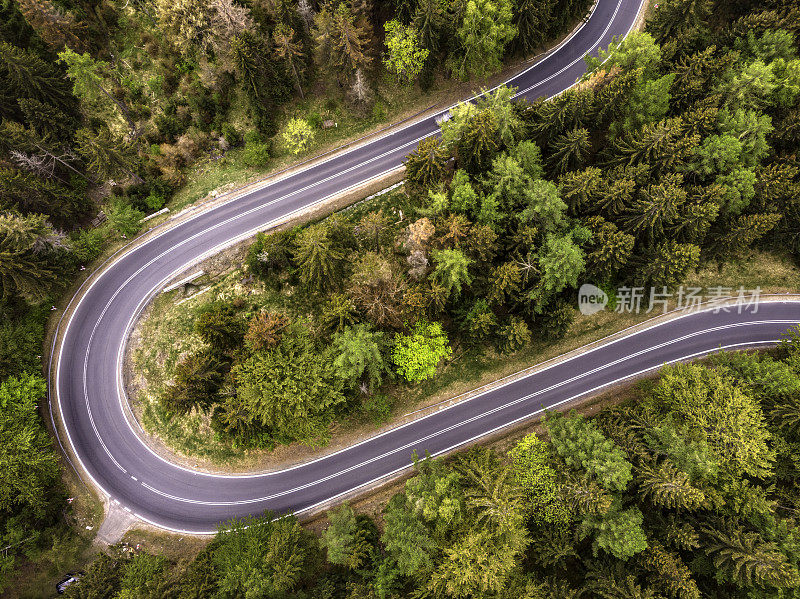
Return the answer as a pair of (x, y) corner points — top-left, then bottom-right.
(106, 199), (143, 237)
(538, 300), (576, 340)
(361, 393), (392, 425)
(241, 137), (271, 167)
(145, 192), (165, 211)
(221, 123), (241, 147)
(243, 130), (263, 145)
(70, 227), (107, 263)
(372, 101), (388, 121)
(307, 111), (323, 129)
(283, 118), (315, 155)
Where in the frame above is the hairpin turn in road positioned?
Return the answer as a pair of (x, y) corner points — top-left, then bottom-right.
(51, 0), (795, 535)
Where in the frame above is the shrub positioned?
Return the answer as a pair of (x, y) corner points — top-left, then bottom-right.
(372, 101), (388, 121)
(106, 199), (143, 237)
(307, 111), (323, 129)
(283, 118), (315, 155)
(241, 139), (271, 167)
(221, 123), (241, 147)
(241, 142), (271, 167)
(70, 227), (107, 263)
(243, 130), (263, 145)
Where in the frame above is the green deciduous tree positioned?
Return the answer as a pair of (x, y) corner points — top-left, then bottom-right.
(579, 502), (648, 561)
(383, 20), (429, 84)
(381, 492), (438, 577)
(282, 117), (315, 155)
(0, 373), (58, 513)
(509, 433), (572, 527)
(321, 503), (373, 570)
(450, 0), (516, 80)
(391, 320), (451, 382)
(652, 364), (774, 478)
(214, 513), (313, 598)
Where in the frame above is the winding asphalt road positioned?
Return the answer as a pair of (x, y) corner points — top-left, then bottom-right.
(51, 0), (799, 534)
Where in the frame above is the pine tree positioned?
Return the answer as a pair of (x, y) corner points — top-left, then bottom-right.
(404, 137), (448, 189)
(319, 293), (359, 336)
(486, 261), (521, 307)
(232, 30), (290, 134)
(585, 216), (635, 279)
(511, 0), (551, 55)
(605, 117), (698, 175)
(0, 41), (75, 119)
(330, 324), (388, 392)
(455, 109), (501, 174)
(0, 212), (61, 301)
(704, 523), (800, 589)
(547, 128), (591, 176)
(559, 167), (604, 214)
(670, 201), (718, 245)
(75, 127), (143, 183)
(708, 213), (781, 259)
(596, 177), (636, 216)
(560, 470), (613, 517)
(294, 223), (345, 294)
(17, 97), (75, 141)
(621, 175), (686, 245)
(636, 460), (707, 510)
(16, 0), (85, 52)
(0, 167), (89, 225)
(635, 241), (700, 288)
(313, 2), (372, 85)
(413, 0), (446, 53)
(273, 24), (305, 99)
(769, 395), (800, 438)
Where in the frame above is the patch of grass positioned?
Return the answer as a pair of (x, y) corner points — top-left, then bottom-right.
(131, 267), (297, 463)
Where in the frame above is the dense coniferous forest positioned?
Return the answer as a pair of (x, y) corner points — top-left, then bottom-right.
(62, 343), (800, 598)
(1, 0), (800, 593)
